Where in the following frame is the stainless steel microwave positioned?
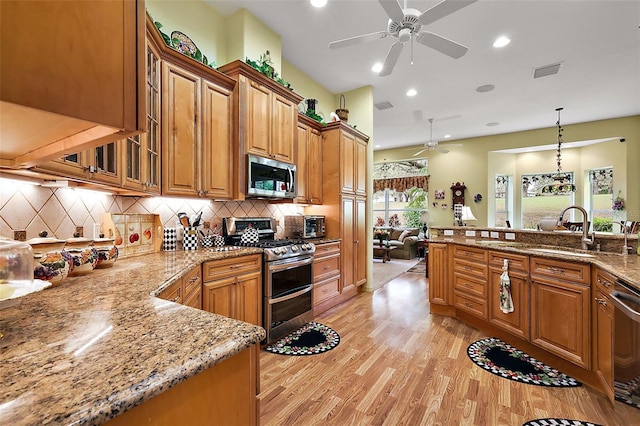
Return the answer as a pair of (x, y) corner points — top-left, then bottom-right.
(247, 154), (296, 199)
(284, 215), (326, 239)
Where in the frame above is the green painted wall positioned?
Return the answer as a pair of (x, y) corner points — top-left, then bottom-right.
(376, 115), (639, 228)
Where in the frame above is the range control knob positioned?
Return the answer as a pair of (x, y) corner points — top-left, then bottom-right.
(290, 245), (299, 252)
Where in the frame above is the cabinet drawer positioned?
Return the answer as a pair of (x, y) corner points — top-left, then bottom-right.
(159, 280), (182, 303)
(314, 277), (340, 305)
(594, 268), (616, 294)
(183, 266), (202, 298)
(183, 288), (202, 310)
(454, 291), (487, 319)
(489, 250), (529, 272)
(453, 272), (486, 298)
(530, 257), (589, 285)
(314, 241), (340, 257)
(203, 254), (262, 281)
(314, 253), (340, 282)
(453, 258), (488, 279)
(453, 245), (488, 262)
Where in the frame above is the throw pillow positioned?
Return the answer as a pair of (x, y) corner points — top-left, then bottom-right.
(390, 229), (403, 241)
(398, 230), (411, 242)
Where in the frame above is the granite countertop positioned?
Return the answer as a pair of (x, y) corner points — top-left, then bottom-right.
(0, 247), (266, 426)
(429, 236), (640, 291)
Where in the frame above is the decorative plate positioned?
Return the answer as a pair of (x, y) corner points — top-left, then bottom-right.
(170, 31), (198, 56)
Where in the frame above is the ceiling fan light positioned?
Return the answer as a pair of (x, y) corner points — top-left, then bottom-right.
(310, 0), (327, 8)
(493, 36), (511, 48)
(444, 134), (451, 138)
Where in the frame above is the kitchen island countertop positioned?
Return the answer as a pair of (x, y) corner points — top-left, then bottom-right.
(0, 247), (265, 426)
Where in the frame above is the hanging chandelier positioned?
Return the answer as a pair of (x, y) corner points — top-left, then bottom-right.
(540, 107), (576, 195)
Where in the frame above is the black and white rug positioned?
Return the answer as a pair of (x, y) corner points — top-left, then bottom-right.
(264, 322), (340, 356)
(615, 375), (640, 409)
(467, 337), (581, 387)
(523, 419), (602, 426)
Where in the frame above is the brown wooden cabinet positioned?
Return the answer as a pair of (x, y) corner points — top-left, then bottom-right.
(306, 122), (369, 311)
(161, 61), (234, 199)
(452, 245), (489, 319)
(593, 267), (615, 403)
(428, 242), (450, 307)
(1, 0), (145, 168)
(488, 251), (530, 340)
(530, 256), (591, 368)
(202, 255), (262, 326)
(157, 265), (202, 310)
(296, 115), (323, 204)
(322, 124), (367, 196)
(217, 61), (303, 199)
(313, 241), (341, 315)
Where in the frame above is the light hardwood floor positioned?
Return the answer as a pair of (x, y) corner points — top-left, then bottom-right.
(260, 271), (640, 426)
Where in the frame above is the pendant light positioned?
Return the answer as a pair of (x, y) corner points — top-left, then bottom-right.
(540, 107), (576, 195)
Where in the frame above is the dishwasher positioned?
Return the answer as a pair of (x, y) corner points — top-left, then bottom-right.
(610, 279), (640, 408)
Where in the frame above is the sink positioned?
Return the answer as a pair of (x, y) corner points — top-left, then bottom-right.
(529, 248), (595, 258)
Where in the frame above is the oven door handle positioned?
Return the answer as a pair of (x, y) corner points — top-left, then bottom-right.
(610, 290), (640, 323)
(269, 285), (313, 305)
(268, 256), (313, 273)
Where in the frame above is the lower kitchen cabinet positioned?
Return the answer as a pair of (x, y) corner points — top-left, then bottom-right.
(105, 344), (260, 426)
(157, 264), (202, 309)
(488, 251), (530, 341)
(428, 242), (449, 307)
(593, 267), (615, 403)
(202, 255), (262, 325)
(452, 245), (488, 320)
(531, 257), (591, 368)
(312, 241), (341, 315)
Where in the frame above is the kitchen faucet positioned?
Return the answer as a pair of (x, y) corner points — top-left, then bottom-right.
(557, 205), (595, 250)
(620, 221), (632, 254)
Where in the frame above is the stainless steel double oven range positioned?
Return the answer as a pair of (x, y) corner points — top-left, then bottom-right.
(223, 217), (315, 343)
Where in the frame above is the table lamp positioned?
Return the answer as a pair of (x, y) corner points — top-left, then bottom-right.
(460, 206), (477, 226)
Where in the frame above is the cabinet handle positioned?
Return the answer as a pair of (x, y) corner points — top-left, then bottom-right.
(464, 282), (472, 288)
(597, 278), (611, 287)
(547, 266), (565, 274)
(595, 297), (607, 306)
(188, 276), (199, 284)
(464, 265), (473, 271)
(324, 265), (330, 270)
(229, 265), (242, 269)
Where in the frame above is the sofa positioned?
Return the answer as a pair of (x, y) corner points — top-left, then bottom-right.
(373, 227), (420, 259)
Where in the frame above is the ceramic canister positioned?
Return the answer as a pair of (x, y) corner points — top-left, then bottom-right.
(93, 237), (118, 268)
(27, 237), (72, 286)
(182, 227), (198, 251)
(163, 228), (177, 251)
(65, 237), (98, 276)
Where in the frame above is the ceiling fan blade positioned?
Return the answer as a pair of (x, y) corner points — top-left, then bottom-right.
(379, 42), (404, 76)
(419, 0), (477, 26)
(416, 32), (469, 59)
(436, 146), (450, 154)
(412, 148), (429, 157)
(378, 0), (404, 22)
(329, 31), (388, 49)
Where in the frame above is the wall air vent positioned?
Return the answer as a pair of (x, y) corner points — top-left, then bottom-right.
(374, 101), (394, 110)
(533, 62), (562, 79)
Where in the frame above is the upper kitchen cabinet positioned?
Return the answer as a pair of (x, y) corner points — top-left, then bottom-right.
(152, 23), (235, 199)
(217, 60), (303, 199)
(296, 115), (323, 204)
(322, 122), (368, 196)
(0, 0), (145, 169)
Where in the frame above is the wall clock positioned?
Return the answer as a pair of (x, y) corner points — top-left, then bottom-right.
(450, 182), (467, 206)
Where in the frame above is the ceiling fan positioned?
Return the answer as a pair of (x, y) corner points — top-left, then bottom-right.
(328, 0), (477, 76)
(412, 118), (462, 156)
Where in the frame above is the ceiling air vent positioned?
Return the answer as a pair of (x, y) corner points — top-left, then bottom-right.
(533, 62), (562, 79)
(374, 101), (394, 110)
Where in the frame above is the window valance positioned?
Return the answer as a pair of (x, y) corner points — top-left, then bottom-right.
(373, 176), (429, 193)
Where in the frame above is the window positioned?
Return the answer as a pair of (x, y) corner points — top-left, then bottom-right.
(494, 175), (511, 227)
(372, 160), (428, 228)
(589, 167), (614, 232)
(521, 172), (575, 229)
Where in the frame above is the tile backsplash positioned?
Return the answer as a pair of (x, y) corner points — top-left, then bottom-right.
(0, 179), (303, 240)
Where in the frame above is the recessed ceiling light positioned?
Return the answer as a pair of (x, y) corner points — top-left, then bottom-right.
(476, 84), (495, 93)
(443, 134), (451, 139)
(486, 122), (500, 127)
(375, 144), (381, 148)
(371, 62), (383, 73)
(493, 36), (510, 48)
(406, 89), (417, 97)
(310, 0), (327, 8)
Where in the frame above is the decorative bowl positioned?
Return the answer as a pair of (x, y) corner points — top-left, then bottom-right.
(65, 237), (98, 276)
(93, 237), (118, 268)
(27, 237), (71, 287)
(538, 217), (558, 232)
